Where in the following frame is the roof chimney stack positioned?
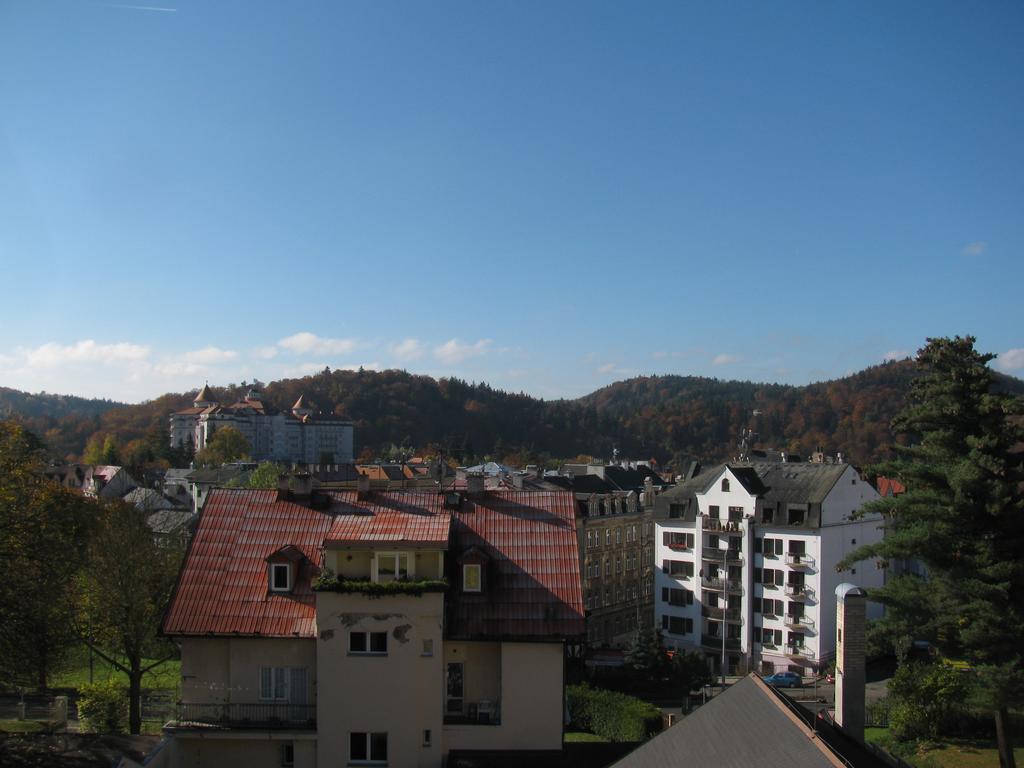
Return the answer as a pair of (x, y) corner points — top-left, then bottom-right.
(466, 473), (485, 499)
(835, 583), (867, 742)
(356, 472), (371, 500)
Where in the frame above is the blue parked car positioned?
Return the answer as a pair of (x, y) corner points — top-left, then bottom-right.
(763, 671), (803, 688)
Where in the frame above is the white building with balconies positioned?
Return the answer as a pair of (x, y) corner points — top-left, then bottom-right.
(654, 461), (883, 677)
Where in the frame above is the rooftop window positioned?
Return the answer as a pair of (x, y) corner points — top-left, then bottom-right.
(270, 563), (291, 592)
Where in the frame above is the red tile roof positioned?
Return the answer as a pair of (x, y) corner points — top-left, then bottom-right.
(876, 476), (906, 497)
(163, 488), (584, 642)
(448, 490), (586, 641)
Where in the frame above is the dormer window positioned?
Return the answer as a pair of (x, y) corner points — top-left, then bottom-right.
(373, 552), (411, 582)
(463, 564), (482, 593)
(270, 563), (291, 592)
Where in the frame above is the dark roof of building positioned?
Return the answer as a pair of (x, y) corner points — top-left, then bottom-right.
(751, 462), (849, 505)
(610, 676), (845, 768)
(540, 474), (618, 494)
(724, 465), (768, 495)
(605, 464), (669, 491)
(447, 490), (585, 641)
(163, 488), (584, 641)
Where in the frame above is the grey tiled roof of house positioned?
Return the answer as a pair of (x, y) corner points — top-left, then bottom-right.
(751, 462), (848, 505)
(610, 676), (844, 768)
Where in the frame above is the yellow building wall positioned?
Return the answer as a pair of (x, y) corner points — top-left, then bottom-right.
(443, 641), (564, 752)
(178, 637), (316, 705)
(315, 591), (445, 768)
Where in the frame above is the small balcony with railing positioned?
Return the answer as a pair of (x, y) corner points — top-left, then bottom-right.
(784, 584), (815, 601)
(701, 605), (743, 624)
(785, 552), (815, 569)
(172, 702), (316, 730)
(701, 516), (744, 534)
(701, 576), (744, 595)
(703, 548), (743, 566)
(786, 645), (816, 661)
(783, 614), (815, 631)
(701, 634), (742, 651)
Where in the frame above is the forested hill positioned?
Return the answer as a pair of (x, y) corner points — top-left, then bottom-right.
(3, 362), (1023, 468)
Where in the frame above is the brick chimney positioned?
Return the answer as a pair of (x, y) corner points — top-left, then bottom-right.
(835, 583), (867, 741)
(466, 473), (485, 499)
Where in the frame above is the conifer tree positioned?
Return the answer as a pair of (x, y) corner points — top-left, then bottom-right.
(843, 336), (1024, 767)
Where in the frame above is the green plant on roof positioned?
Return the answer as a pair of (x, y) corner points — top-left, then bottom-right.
(313, 569), (448, 597)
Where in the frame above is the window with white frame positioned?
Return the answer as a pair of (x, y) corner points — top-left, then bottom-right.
(350, 731), (388, 764)
(463, 563), (482, 592)
(374, 552), (410, 582)
(259, 667), (308, 703)
(350, 631), (388, 655)
(605, 530), (612, 546)
(269, 563), (291, 592)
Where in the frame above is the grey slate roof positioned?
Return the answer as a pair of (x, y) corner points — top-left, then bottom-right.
(610, 676), (843, 768)
(751, 462), (848, 505)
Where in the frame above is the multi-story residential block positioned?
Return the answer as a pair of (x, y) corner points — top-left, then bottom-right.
(161, 478), (584, 768)
(169, 385), (354, 465)
(653, 461), (884, 676)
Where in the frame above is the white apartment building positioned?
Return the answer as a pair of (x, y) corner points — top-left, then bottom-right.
(654, 461), (884, 676)
(169, 386), (354, 465)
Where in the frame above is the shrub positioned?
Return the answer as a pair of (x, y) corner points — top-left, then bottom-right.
(888, 662), (967, 742)
(77, 679), (127, 734)
(567, 683), (661, 742)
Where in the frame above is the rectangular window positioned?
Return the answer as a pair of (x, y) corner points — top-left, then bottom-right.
(463, 563), (482, 592)
(423, 729), (431, 747)
(787, 507), (806, 525)
(270, 563), (291, 592)
(708, 505), (720, 519)
(375, 552), (409, 582)
(350, 732), (388, 763)
(669, 503), (684, 519)
(350, 631), (388, 655)
(422, 638), (433, 656)
(666, 588), (692, 606)
(728, 506), (744, 521)
(280, 743), (294, 767)
(668, 616), (692, 635)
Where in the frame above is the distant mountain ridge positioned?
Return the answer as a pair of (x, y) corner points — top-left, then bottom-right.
(2, 362), (1022, 467)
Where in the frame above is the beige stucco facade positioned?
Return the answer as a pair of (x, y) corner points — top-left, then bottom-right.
(178, 637), (316, 706)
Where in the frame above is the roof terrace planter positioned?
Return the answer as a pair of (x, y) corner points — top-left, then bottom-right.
(312, 573), (449, 598)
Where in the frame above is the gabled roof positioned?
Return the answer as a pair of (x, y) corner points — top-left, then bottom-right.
(163, 488), (583, 641)
(195, 384), (214, 403)
(611, 676), (847, 768)
(875, 476), (905, 497)
(447, 490), (585, 641)
(751, 462), (849, 505)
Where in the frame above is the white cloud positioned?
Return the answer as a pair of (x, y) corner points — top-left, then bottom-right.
(252, 345), (278, 359)
(597, 362), (618, 373)
(390, 338), (424, 361)
(20, 340), (150, 369)
(712, 353), (741, 366)
(996, 348), (1024, 371)
(338, 362), (381, 372)
(278, 332), (357, 355)
(961, 241), (987, 257)
(433, 338), (492, 364)
(182, 346), (237, 364)
(883, 350), (909, 362)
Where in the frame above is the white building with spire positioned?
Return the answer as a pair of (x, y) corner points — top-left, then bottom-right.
(170, 386), (354, 464)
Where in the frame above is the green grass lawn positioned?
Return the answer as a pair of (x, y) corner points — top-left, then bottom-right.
(865, 726), (1024, 768)
(0, 719), (47, 734)
(564, 731), (610, 743)
(48, 644), (180, 692)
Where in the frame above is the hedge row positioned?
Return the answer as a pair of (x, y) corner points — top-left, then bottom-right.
(567, 683), (662, 742)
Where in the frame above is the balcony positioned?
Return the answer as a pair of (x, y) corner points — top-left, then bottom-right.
(786, 645), (816, 660)
(785, 584), (815, 601)
(783, 615), (815, 630)
(701, 634), (741, 651)
(444, 699), (501, 726)
(667, 542), (691, 552)
(701, 517), (744, 534)
(701, 576), (743, 594)
(785, 553), (815, 569)
(173, 702), (316, 730)
(702, 605), (743, 623)
(703, 549), (743, 565)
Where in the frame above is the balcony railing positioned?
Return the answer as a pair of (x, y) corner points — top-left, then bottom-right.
(701, 634), (741, 651)
(784, 615), (815, 630)
(702, 605), (743, 623)
(785, 553), (815, 568)
(785, 584), (815, 601)
(703, 550), (743, 565)
(173, 702), (316, 729)
(443, 699), (501, 726)
(786, 645), (816, 660)
(701, 517), (744, 534)
(701, 576), (743, 594)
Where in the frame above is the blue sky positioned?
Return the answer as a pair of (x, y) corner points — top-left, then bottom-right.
(1, 0), (1022, 402)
